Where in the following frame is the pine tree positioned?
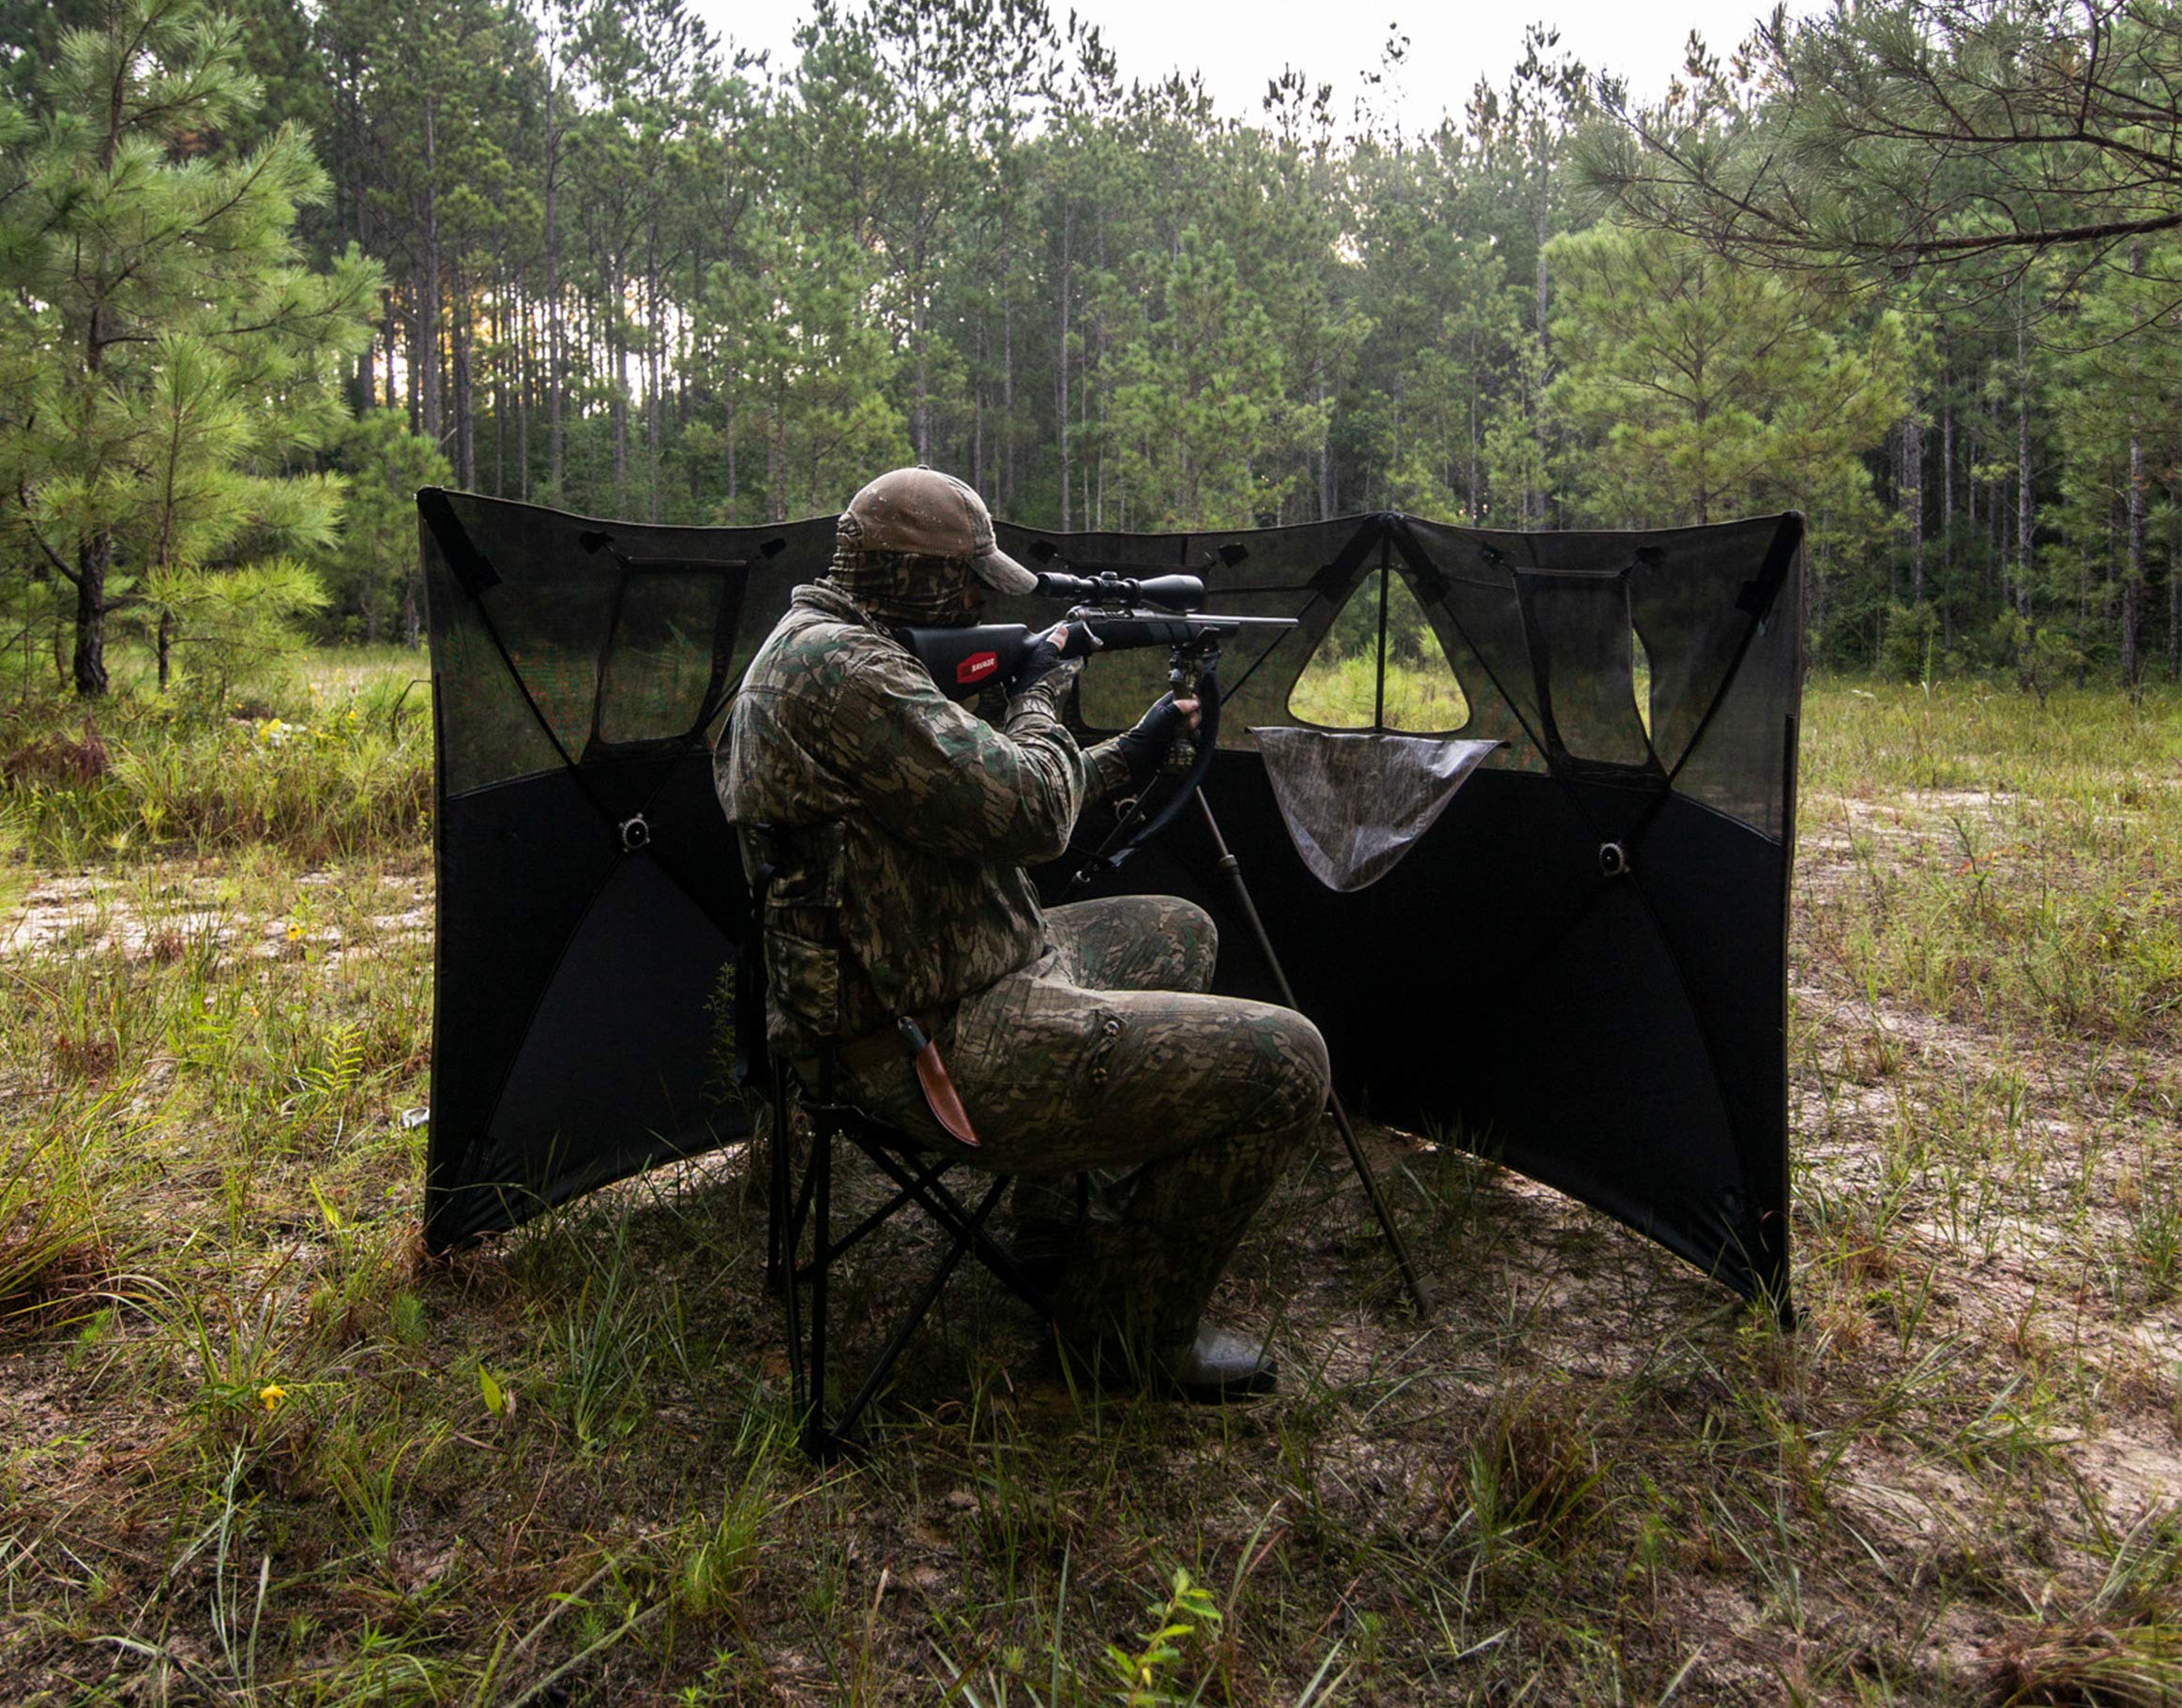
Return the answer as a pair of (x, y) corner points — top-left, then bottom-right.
(0, 0), (378, 696)
(1548, 222), (1915, 531)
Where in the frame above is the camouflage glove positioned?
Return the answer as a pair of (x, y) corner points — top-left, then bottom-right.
(1114, 692), (1188, 786)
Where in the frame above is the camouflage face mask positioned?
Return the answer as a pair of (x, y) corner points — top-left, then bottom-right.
(825, 539), (983, 628)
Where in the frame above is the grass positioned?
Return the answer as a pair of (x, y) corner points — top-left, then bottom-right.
(1, 662), (2180, 1702)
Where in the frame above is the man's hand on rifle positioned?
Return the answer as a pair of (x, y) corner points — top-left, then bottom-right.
(1116, 692), (1202, 785)
(1007, 621), (1202, 782)
(1008, 621), (1114, 698)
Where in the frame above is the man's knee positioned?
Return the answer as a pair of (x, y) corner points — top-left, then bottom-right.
(1105, 894), (1219, 992)
(1162, 897), (1219, 992)
(1241, 1004), (1329, 1139)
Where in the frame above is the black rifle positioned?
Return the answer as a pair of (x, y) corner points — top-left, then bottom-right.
(898, 571), (1293, 701)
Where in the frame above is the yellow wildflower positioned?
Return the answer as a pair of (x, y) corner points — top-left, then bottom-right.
(257, 1383), (286, 1413)
(286, 922), (303, 942)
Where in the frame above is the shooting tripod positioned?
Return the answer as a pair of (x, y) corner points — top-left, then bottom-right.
(1033, 586), (1432, 1321)
(1187, 789), (1432, 1318)
(1064, 704), (1432, 1320)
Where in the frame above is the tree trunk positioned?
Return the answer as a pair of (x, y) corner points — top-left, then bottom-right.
(156, 608), (174, 691)
(418, 99), (444, 455)
(1319, 379), (1335, 520)
(72, 290), (113, 698)
(1056, 205), (1072, 531)
(1886, 428), (1902, 602)
(382, 288), (398, 426)
(73, 534), (109, 698)
(545, 59), (565, 494)
(612, 255), (629, 511)
(1904, 415), (1925, 604)
(647, 218), (663, 523)
(2015, 297), (2033, 617)
(1530, 144), (1550, 527)
(492, 268), (508, 495)
(972, 304), (985, 491)
(2170, 522), (2180, 681)
(1002, 255), (1015, 511)
(767, 387), (785, 523)
(912, 230), (932, 462)
(452, 257), (475, 488)
(516, 293), (530, 500)
(1940, 397), (1954, 637)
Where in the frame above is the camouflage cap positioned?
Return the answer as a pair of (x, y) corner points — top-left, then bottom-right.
(841, 468), (1037, 596)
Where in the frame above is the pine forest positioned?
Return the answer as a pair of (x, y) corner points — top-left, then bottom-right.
(5, 0), (2181, 690)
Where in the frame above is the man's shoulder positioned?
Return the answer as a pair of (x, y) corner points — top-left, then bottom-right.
(747, 587), (906, 694)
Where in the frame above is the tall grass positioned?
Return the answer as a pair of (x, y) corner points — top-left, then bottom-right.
(1800, 681), (2182, 1044)
(1, 659), (430, 867)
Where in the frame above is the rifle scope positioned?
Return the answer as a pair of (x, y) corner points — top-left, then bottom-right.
(1031, 571), (1205, 612)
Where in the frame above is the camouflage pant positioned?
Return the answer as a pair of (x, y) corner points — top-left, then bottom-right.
(837, 895), (1329, 1352)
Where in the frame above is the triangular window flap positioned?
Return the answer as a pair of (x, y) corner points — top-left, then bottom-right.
(1286, 568), (1471, 733)
(1252, 726), (1502, 891)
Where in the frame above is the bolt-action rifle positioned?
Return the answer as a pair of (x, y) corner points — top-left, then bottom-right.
(899, 570), (1294, 704)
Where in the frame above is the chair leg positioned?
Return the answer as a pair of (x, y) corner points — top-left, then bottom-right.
(778, 1113), (1044, 1459)
(855, 1142), (1050, 1315)
(778, 1109), (809, 1425)
(765, 1083), (788, 1295)
(824, 1173), (1008, 1452)
(803, 1118), (832, 1458)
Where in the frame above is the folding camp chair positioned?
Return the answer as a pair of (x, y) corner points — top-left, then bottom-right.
(743, 850), (1072, 1459)
(762, 1081), (1072, 1459)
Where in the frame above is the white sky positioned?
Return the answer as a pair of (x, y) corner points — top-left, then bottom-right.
(689, 0), (1805, 131)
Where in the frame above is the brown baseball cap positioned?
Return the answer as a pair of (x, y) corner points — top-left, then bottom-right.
(840, 467), (1038, 596)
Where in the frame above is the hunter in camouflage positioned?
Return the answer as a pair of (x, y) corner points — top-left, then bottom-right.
(718, 467), (1328, 1398)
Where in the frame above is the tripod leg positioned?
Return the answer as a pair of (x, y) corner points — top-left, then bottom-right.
(1193, 792), (1434, 1318)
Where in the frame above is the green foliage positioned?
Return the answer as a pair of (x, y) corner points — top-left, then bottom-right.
(1987, 610), (2085, 706)
(1879, 602), (1942, 683)
(0, 1132), (108, 1331)
(7, 0), (2182, 689)
(0, 0), (378, 698)
(1102, 228), (1289, 528)
(1, 672), (431, 865)
(1101, 1566), (1224, 1706)
(318, 410), (455, 643)
(1548, 221), (1914, 530)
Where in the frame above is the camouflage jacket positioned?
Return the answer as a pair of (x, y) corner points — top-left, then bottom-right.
(717, 581), (1132, 1059)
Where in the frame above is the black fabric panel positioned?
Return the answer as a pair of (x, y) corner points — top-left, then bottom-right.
(1052, 757), (1782, 1296)
(1629, 792), (1793, 1291)
(428, 769), (621, 1247)
(426, 753), (750, 1247)
(417, 487), (502, 596)
(440, 854), (740, 1242)
(1515, 569), (1660, 775)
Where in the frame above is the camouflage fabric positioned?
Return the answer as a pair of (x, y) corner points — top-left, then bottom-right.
(825, 538), (982, 627)
(836, 895), (1329, 1355)
(718, 579), (1132, 1061)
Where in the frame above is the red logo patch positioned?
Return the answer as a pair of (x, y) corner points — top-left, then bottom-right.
(957, 652), (999, 685)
